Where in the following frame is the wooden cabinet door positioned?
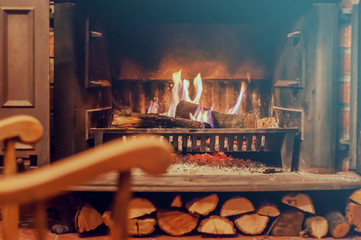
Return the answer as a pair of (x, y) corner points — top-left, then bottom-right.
(0, 0), (49, 166)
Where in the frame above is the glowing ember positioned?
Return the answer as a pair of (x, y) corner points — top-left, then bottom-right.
(147, 100), (159, 114)
(228, 73), (251, 114)
(167, 70), (183, 117)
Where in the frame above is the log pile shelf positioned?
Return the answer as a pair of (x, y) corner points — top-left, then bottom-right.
(73, 171), (361, 192)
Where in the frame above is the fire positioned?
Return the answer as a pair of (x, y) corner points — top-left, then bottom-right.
(228, 73), (250, 114)
(167, 70), (183, 117)
(168, 70), (203, 117)
(189, 103), (214, 128)
(147, 100), (159, 114)
(192, 73), (202, 104)
(182, 80), (192, 102)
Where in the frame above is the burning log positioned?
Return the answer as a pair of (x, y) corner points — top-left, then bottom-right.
(234, 213), (269, 235)
(220, 197), (255, 217)
(256, 202), (280, 217)
(299, 216), (328, 239)
(75, 204), (103, 233)
(112, 111), (211, 129)
(198, 216), (236, 235)
(128, 198), (157, 219)
(186, 194), (219, 216)
(175, 101), (257, 128)
(281, 193), (315, 214)
(325, 211), (350, 238)
(268, 209), (305, 236)
(156, 209), (199, 236)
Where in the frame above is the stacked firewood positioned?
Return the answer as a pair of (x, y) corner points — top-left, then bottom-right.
(72, 189), (361, 238)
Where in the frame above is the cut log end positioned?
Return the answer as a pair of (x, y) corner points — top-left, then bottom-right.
(171, 195), (183, 208)
(326, 211), (350, 238)
(234, 213), (269, 235)
(128, 198), (156, 219)
(186, 194), (219, 216)
(157, 209), (199, 236)
(281, 193), (315, 214)
(220, 197), (255, 217)
(75, 204), (103, 233)
(300, 216), (328, 239)
(256, 202), (280, 217)
(129, 218), (157, 236)
(198, 216), (236, 235)
(346, 202), (361, 232)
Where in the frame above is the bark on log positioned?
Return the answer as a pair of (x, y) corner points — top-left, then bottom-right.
(346, 201), (361, 232)
(75, 204), (103, 233)
(325, 211), (350, 238)
(171, 195), (183, 208)
(220, 197), (255, 217)
(198, 215), (236, 235)
(256, 202), (280, 217)
(281, 193), (315, 214)
(300, 216), (328, 239)
(128, 198), (156, 219)
(112, 111), (211, 129)
(186, 194), (219, 216)
(156, 209), (199, 236)
(234, 213), (269, 235)
(268, 209), (305, 236)
(175, 101), (257, 128)
(102, 211), (156, 236)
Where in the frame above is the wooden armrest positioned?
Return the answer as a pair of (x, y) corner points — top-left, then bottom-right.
(0, 136), (172, 205)
(0, 115), (43, 143)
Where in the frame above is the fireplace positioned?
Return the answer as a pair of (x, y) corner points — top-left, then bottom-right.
(53, 0), (361, 192)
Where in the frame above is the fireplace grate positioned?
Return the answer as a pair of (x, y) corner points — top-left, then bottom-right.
(90, 128), (299, 171)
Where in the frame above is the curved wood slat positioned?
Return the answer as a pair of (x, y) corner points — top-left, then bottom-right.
(0, 136), (172, 205)
(0, 115), (43, 143)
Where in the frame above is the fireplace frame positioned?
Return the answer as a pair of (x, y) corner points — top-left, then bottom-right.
(53, 0), (361, 191)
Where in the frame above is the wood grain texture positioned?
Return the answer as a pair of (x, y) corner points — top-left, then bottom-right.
(73, 171), (361, 192)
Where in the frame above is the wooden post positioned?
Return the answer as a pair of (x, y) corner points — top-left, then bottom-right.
(111, 171), (131, 240)
(2, 139), (19, 240)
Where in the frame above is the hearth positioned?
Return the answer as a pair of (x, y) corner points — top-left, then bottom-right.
(53, 0), (361, 192)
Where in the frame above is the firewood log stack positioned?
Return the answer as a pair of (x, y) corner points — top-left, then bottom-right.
(75, 189), (361, 238)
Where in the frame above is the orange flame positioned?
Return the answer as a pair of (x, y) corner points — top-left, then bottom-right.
(167, 70), (183, 117)
(182, 79), (192, 102)
(191, 73), (202, 104)
(189, 102), (214, 128)
(228, 73), (250, 114)
(147, 100), (159, 114)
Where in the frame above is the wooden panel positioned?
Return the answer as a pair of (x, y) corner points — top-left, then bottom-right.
(0, 0), (49, 167)
(0, 8), (35, 107)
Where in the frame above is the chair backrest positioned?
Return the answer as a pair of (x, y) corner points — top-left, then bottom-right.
(0, 115), (172, 240)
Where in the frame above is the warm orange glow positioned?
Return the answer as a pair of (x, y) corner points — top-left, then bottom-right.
(167, 70), (183, 117)
(228, 74), (249, 114)
(191, 73), (202, 104)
